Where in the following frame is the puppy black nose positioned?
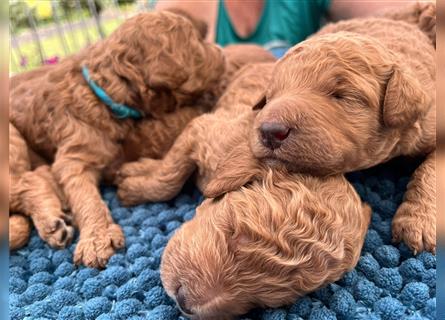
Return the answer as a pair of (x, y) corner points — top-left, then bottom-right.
(176, 285), (194, 316)
(260, 122), (290, 150)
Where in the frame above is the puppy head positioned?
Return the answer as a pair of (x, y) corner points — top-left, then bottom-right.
(161, 172), (371, 319)
(163, 7), (209, 39)
(251, 32), (431, 174)
(88, 11), (225, 117)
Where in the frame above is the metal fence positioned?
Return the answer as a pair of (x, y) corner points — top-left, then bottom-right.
(9, 0), (155, 74)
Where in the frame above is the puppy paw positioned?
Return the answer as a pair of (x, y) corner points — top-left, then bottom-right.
(34, 214), (75, 249)
(74, 223), (125, 268)
(392, 202), (436, 255)
(115, 158), (160, 184)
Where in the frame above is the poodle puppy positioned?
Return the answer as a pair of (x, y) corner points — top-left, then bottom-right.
(162, 173), (370, 319)
(9, 14), (275, 266)
(116, 63), (274, 204)
(250, 9), (436, 254)
(9, 10), (226, 268)
(117, 63), (370, 319)
(110, 44), (276, 175)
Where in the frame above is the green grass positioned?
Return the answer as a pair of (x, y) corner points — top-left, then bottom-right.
(12, 2), (137, 34)
(10, 18), (123, 74)
(13, 8), (92, 35)
(10, 3), (139, 74)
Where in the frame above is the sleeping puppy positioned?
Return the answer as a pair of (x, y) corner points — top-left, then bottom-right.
(116, 63), (276, 205)
(9, 10), (225, 268)
(162, 173), (370, 320)
(10, 44), (274, 267)
(112, 44), (277, 174)
(9, 42), (275, 260)
(117, 63), (371, 319)
(250, 7), (436, 254)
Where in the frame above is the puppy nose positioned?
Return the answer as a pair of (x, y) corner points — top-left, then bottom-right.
(176, 285), (194, 316)
(260, 122), (290, 150)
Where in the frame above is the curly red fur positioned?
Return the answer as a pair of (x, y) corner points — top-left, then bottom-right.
(117, 64), (371, 318)
(9, 10), (226, 268)
(251, 7), (436, 254)
(162, 173), (370, 319)
(9, 8), (275, 267)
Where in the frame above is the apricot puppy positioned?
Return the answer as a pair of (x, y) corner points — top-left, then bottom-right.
(117, 63), (274, 204)
(9, 10), (225, 268)
(162, 173), (370, 319)
(251, 9), (436, 254)
(10, 40), (275, 264)
(117, 63), (370, 319)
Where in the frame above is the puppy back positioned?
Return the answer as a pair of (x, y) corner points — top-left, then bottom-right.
(381, 2), (436, 47)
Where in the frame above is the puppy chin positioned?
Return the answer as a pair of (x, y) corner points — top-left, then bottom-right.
(249, 134), (289, 167)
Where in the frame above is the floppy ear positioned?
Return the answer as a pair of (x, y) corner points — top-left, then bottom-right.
(107, 29), (189, 117)
(203, 142), (263, 198)
(382, 66), (431, 128)
(107, 50), (167, 115)
(252, 95), (267, 110)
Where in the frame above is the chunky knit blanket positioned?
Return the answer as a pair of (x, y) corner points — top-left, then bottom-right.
(9, 156), (436, 320)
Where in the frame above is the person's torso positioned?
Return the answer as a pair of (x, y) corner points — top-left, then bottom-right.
(216, 0), (330, 49)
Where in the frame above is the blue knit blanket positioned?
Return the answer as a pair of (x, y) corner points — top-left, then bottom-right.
(9, 157), (436, 320)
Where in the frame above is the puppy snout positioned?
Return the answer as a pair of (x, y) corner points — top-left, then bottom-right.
(176, 285), (194, 316)
(260, 122), (290, 150)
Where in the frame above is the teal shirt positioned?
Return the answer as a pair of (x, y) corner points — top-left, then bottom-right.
(216, 0), (330, 48)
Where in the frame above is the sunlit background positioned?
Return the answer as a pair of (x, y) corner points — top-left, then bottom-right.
(9, 0), (154, 74)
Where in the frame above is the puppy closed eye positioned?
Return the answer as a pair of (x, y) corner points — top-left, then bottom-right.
(252, 95), (267, 110)
(329, 90), (346, 101)
(327, 76), (350, 101)
(329, 88), (368, 106)
(332, 92), (343, 100)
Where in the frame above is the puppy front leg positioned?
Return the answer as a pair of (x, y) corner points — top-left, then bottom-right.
(52, 156), (124, 268)
(117, 127), (197, 205)
(10, 123), (73, 249)
(392, 150), (436, 254)
(11, 166), (75, 249)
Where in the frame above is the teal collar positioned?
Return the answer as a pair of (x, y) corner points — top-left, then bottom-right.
(82, 65), (143, 120)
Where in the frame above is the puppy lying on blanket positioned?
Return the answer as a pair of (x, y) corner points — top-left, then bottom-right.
(9, 10), (226, 268)
(10, 11), (275, 267)
(117, 63), (371, 319)
(113, 44), (277, 175)
(250, 5), (436, 254)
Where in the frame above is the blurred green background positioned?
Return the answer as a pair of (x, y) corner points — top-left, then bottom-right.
(9, 0), (149, 74)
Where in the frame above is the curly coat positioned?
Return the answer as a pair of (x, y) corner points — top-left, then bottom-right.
(117, 63), (371, 319)
(9, 8), (276, 267)
(250, 6), (436, 254)
(116, 63), (275, 204)
(162, 173), (370, 319)
(9, 10), (227, 268)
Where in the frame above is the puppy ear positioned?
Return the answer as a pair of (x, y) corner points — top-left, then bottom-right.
(203, 142), (263, 198)
(107, 51), (165, 116)
(252, 95), (267, 110)
(382, 66), (430, 128)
